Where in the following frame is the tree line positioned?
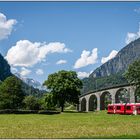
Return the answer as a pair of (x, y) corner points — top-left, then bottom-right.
(0, 59), (140, 113)
(0, 70), (83, 112)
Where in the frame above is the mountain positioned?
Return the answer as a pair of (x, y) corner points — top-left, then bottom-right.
(82, 38), (140, 94)
(0, 53), (46, 97)
(13, 73), (46, 97)
(14, 73), (47, 91)
(0, 53), (12, 81)
(24, 78), (42, 89)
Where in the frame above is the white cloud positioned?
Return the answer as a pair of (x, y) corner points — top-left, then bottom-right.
(56, 59), (67, 65)
(77, 72), (90, 79)
(5, 40), (72, 67)
(20, 67), (31, 76)
(125, 32), (138, 45)
(36, 69), (44, 75)
(74, 48), (98, 69)
(77, 70), (93, 79)
(10, 67), (18, 74)
(0, 13), (17, 40)
(134, 8), (140, 14)
(125, 23), (140, 44)
(101, 50), (118, 64)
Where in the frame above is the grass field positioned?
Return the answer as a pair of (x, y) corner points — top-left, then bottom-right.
(0, 111), (140, 138)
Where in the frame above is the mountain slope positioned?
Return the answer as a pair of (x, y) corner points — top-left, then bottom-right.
(82, 38), (140, 94)
(0, 53), (46, 97)
(91, 38), (140, 78)
(0, 53), (12, 81)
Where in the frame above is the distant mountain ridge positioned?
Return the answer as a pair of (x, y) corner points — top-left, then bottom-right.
(14, 73), (47, 91)
(82, 38), (140, 94)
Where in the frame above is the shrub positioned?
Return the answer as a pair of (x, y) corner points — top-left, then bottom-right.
(38, 110), (60, 115)
(0, 109), (38, 114)
(23, 95), (40, 110)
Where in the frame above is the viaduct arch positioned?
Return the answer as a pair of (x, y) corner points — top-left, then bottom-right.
(78, 84), (136, 112)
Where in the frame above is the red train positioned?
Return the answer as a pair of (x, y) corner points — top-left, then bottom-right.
(107, 103), (140, 115)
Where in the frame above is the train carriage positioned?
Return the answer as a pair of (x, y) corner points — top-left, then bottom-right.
(125, 103), (135, 115)
(115, 104), (125, 114)
(135, 103), (140, 115)
(107, 103), (140, 115)
(107, 104), (114, 114)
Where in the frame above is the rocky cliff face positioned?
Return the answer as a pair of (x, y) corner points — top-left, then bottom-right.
(82, 38), (140, 94)
(90, 38), (140, 79)
(0, 53), (12, 81)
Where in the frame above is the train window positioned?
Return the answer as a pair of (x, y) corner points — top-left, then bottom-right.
(126, 106), (131, 110)
(109, 106), (113, 110)
(116, 106), (121, 110)
(137, 106), (140, 110)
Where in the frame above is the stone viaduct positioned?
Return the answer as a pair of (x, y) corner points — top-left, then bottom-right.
(78, 84), (136, 112)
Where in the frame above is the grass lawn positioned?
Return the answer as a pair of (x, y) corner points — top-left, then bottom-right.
(0, 111), (140, 138)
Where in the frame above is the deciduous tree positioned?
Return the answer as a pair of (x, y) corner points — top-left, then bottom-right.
(124, 59), (140, 101)
(23, 95), (40, 110)
(44, 70), (83, 112)
(0, 76), (25, 109)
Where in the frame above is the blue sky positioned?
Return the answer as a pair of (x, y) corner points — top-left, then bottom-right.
(0, 2), (140, 84)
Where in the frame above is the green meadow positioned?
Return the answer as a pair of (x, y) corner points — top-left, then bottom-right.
(0, 111), (140, 138)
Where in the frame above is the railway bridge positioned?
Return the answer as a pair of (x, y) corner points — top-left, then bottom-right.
(78, 84), (136, 112)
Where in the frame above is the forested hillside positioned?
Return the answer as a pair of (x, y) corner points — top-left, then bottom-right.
(0, 54), (12, 81)
(82, 38), (140, 94)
